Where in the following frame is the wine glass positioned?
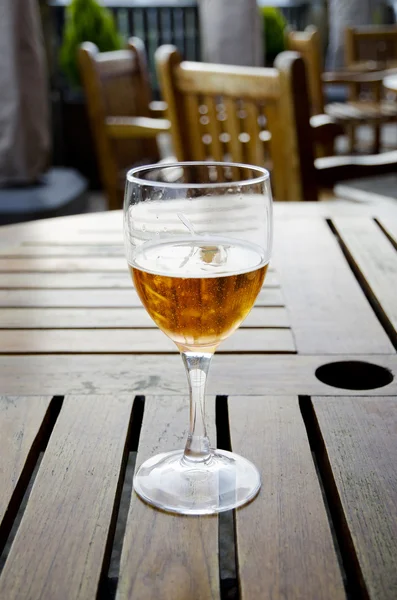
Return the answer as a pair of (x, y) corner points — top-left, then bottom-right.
(124, 162), (273, 515)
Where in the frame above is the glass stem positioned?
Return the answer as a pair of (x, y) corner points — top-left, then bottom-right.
(181, 352), (213, 463)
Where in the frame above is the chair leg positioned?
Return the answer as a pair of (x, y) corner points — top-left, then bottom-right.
(347, 124), (355, 153)
(373, 124), (381, 154)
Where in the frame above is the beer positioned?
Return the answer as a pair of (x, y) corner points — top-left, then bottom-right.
(130, 237), (268, 353)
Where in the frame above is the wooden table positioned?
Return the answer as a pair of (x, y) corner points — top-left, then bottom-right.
(0, 201), (397, 599)
(383, 74), (397, 93)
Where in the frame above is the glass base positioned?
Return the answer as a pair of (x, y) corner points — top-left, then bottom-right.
(133, 449), (261, 515)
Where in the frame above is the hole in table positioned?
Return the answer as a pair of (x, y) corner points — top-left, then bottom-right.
(315, 361), (393, 390)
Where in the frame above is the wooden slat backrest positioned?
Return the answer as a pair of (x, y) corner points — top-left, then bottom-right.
(79, 38), (159, 210)
(345, 25), (397, 67)
(286, 26), (325, 115)
(156, 46), (313, 200)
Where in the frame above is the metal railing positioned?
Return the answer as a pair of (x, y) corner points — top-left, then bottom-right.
(49, 0), (201, 93)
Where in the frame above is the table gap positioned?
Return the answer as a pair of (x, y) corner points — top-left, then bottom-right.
(374, 218), (397, 251)
(103, 397), (144, 598)
(216, 396), (240, 600)
(0, 396), (63, 571)
(327, 219), (397, 351)
(299, 395), (365, 600)
(0, 454), (43, 576)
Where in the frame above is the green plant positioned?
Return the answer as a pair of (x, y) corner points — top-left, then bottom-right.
(60, 0), (122, 87)
(261, 6), (287, 61)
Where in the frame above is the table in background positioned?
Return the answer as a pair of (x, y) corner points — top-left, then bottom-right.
(0, 200), (396, 599)
(383, 73), (397, 92)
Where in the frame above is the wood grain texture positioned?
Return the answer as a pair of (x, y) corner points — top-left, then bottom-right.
(117, 395), (219, 600)
(0, 244), (124, 257)
(0, 306), (288, 329)
(0, 327), (295, 354)
(0, 396), (52, 544)
(173, 60), (280, 100)
(312, 396), (397, 600)
(274, 218), (394, 353)
(0, 395), (133, 600)
(0, 270), (279, 289)
(332, 218), (397, 339)
(229, 396), (345, 600)
(0, 272), (133, 289)
(0, 287), (283, 308)
(0, 257), (128, 272)
(0, 354), (396, 397)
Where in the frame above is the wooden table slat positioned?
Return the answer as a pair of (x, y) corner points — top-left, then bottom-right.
(274, 218), (394, 354)
(312, 396), (397, 600)
(0, 396), (53, 547)
(0, 257), (129, 272)
(0, 327), (295, 354)
(0, 395), (134, 600)
(117, 396), (220, 600)
(0, 270), (279, 289)
(229, 395), (345, 599)
(333, 218), (397, 342)
(0, 306), (289, 329)
(0, 354), (396, 396)
(0, 287), (283, 308)
(0, 245), (125, 257)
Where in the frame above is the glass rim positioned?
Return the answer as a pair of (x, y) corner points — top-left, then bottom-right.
(126, 161), (270, 190)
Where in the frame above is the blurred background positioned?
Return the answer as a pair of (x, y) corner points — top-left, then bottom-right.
(1, 0), (397, 224)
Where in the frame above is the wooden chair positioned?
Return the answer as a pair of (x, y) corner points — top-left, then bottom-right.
(344, 25), (397, 151)
(79, 38), (170, 210)
(285, 26), (343, 157)
(285, 26), (325, 116)
(156, 45), (397, 201)
(345, 25), (397, 72)
(287, 26), (397, 154)
(156, 45), (304, 201)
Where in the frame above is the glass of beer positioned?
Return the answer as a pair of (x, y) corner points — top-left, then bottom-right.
(124, 162), (272, 514)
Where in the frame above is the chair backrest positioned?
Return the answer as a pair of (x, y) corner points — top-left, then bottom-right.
(155, 46), (317, 201)
(286, 26), (325, 115)
(345, 25), (397, 68)
(79, 38), (159, 206)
